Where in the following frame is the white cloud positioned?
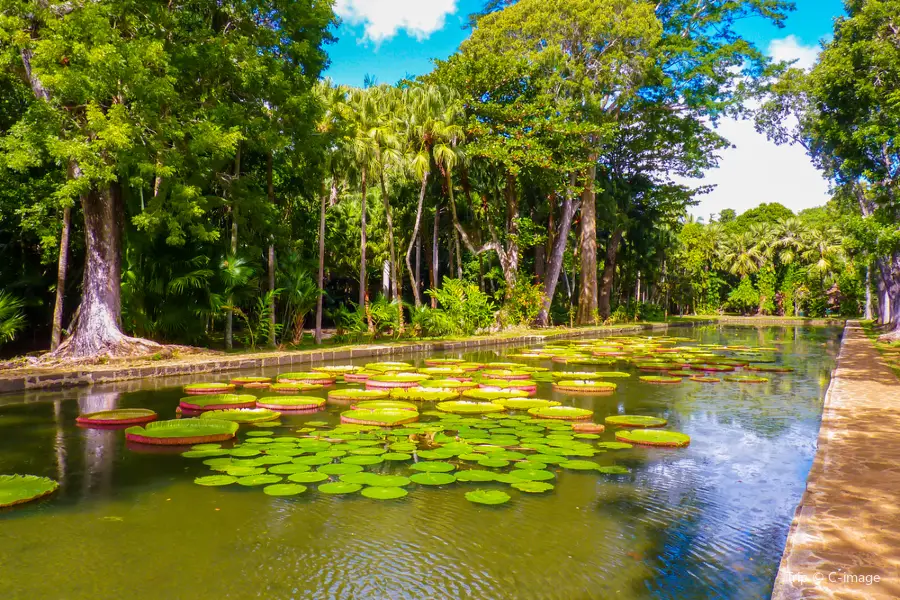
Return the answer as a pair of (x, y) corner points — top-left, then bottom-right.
(335, 0), (458, 43)
(686, 36), (828, 219)
(688, 117), (831, 219)
(767, 35), (820, 71)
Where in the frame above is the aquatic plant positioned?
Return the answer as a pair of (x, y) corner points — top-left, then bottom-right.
(552, 380), (617, 394)
(270, 382), (324, 393)
(389, 387), (460, 402)
(723, 375), (770, 383)
(179, 394), (257, 412)
(327, 389), (390, 402)
(604, 415), (668, 428)
(199, 408), (281, 423)
(465, 489), (510, 504)
(229, 377), (272, 388)
(352, 400), (418, 411)
(276, 372), (336, 385)
(436, 400), (506, 414)
(490, 398), (560, 410)
(365, 373), (431, 389)
(183, 383), (236, 395)
(340, 408), (420, 426)
(615, 429), (691, 447)
(255, 396), (326, 411)
(76, 408), (157, 427)
(638, 376), (683, 384)
(526, 406), (593, 421)
(125, 418), (239, 445)
(0, 475), (59, 508)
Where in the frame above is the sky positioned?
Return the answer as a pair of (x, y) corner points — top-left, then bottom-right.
(324, 0), (847, 220)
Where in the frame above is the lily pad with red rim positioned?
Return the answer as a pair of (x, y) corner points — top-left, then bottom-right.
(604, 415), (668, 428)
(615, 429), (691, 447)
(183, 383), (235, 395)
(526, 406), (593, 421)
(0, 475), (59, 507)
(255, 396), (325, 411)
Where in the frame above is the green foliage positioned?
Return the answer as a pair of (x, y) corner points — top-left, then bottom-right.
(756, 267), (777, 315)
(0, 292), (26, 345)
(500, 278), (544, 327)
(726, 278), (760, 315)
(413, 278), (496, 337)
(0, 474), (59, 507)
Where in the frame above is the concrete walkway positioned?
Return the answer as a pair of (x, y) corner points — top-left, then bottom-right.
(773, 321), (900, 599)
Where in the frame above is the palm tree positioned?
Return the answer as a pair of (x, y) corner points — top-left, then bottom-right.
(801, 227), (845, 282)
(402, 84), (465, 307)
(772, 217), (807, 265)
(720, 231), (764, 279)
(347, 87), (380, 331)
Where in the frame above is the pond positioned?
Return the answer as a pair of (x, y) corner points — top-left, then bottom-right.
(0, 325), (841, 599)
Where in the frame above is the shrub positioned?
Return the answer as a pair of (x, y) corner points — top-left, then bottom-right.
(419, 278), (496, 336)
(0, 292), (26, 346)
(500, 278), (544, 327)
(725, 277), (759, 314)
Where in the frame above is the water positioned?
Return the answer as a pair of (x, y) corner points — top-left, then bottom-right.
(0, 325), (840, 599)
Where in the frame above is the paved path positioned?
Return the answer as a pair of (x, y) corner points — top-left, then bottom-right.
(773, 321), (900, 599)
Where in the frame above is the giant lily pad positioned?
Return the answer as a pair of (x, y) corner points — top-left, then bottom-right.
(639, 376), (683, 385)
(510, 469), (555, 481)
(745, 364), (793, 373)
(255, 396), (325, 411)
(237, 474), (282, 486)
(179, 394), (257, 412)
(615, 429), (691, 447)
(437, 400), (506, 415)
(270, 382), (324, 394)
(365, 373), (431, 389)
(419, 379), (478, 391)
(409, 472), (456, 486)
(352, 400), (417, 411)
(462, 389), (528, 401)
(199, 408), (281, 424)
(409, 461), (455, 473)
(263, 483), (308, 496)
(390, 387), (461, 402)
(230, 377), (272, 389)
(318, 482), (362, 495)
(340, 408), (419, 426)
(724, 375), (770, 383)
(480, 369), (532, 380)
(552, 380), (617, 394)
(464, 489), (510, 505)
(125, 418), (239, 445)
(277, 372), (336, 385)
(0, 475), (59, 507)
(423, 358), (465, 367)
(604, 415), (668, 428)
(361, 486), (408, 500)
(76, 408), (157, 428)
(287, 472), (329, 483)
(194, 475), (237, 487)
(312, 365), (360, 375)
(365, 361), (413, 372)
(328, 389), (390, 402)
(183, 383), (235, 395)
(527, 406), (593, 421)
(511, 481), (554, 493)
(551, 371), (630, 380)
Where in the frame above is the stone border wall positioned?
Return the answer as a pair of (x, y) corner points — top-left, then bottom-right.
(0, 322), (675, 395)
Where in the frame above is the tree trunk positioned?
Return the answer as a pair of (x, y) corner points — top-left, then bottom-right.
(877, 253), (900, 341)
(405, 171), (428, 308)
(597, 227), (624, 321)
(865, 263), (873, 320)
(446, 169), (463, 279)
(51, 185), (161, 358)
(416, 233), (422, 297)
(431, 203), (440, 308)
(576, 163), (598, 324)
(50, 204), (72, 351)
(225, 144), (240, 350)
(359, 167), (368, 307)
(266, 152), (276, 348)
(535, 183), (577, 327)
(315, 184), (327, 345)
(378, 168), (403, 333)
(502, 174), (519, 295)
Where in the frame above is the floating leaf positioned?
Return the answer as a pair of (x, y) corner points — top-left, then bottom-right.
(409, 473), (456, 486)
(76, 408), (157, 427)
(268, 463), (311, 475)
(598, 466), (630, 474)
(255, 396), (326, 411)
(287, 472), (329, 484)
(341, 455), (384, 466)
(510, 469), (555, 481)
(361, 486), (408, 500)
(559, 460), (599, 471)
(0, 475), (59, 507)
(225, 466), (266, 477)
(437, 400), (506, 415)
(381, 452), (413, 461)
(527, 406), (593, 421)
(236, 474), (282, 486)
(454, 470), (497, 483)
(125, 418), (239, 445)
(615, 430), (691, 447)
(604, 415), (668, 428)
(511, 481), (554, 493)
(292, 455), (333, 466)
(194, 475), (237, 487)
(318, 482), (362, 495)
(596, 442), (633, 450)
(199, 408), (281, 424)
(264, 483), (308, 496)
(409, 461), (455, 473)
(317, 463), (363, 475)
(464, 489), (510, 505)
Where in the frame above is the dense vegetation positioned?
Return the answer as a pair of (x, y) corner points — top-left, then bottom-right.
(0, 0), (897, 359)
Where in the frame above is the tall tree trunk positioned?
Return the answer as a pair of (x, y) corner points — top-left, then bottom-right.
(50, 204), (72, 351)
(225, 143), (240, 351)
(877, 253), (900, 341)
(865, 263), (873, 320)
(315, 183), (328, 345)
(576, 162), (598, 324)
(598, 227), (624, 320)
(52, 185), (160, 358)
(266, 152), (276, 348)
(431, 203), (440, 308)
(378, 168), (403, 333)
(502, 174), (519, 295)
(359, 167), (368, 307)
(535, 181), (578, 327)
(405, 171), (429, 307)
(446, 169), (463, 279)
(416, 232), (422, 297)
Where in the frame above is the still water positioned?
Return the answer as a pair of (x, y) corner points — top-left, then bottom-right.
(0, 325), (840, 599)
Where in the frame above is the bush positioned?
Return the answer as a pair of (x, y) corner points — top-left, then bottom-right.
(500, 278), (545, 327)
(756, 267), (777, 315)
(332, 295), (403, 340)
(607, 301), (666, 323)
(417, 278), (496, 336)
(0, 292), (26, 346)
(726, 277), (759, 314)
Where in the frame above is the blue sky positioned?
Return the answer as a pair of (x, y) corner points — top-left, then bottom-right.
(325, 0), (847, 219)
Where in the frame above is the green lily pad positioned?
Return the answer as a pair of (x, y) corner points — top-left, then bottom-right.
(328, 389), (390, 402)
(230, 447), (262, 457)
(183, 383), (235, 394)
(491, 398), (560, 410)
(454, 470), (497, 482)
(596, 442), (633, 450)
(181, 449), (230, 458)
(126, 418), (239, 445)
(255, 396), (326, 411)
(287, 472), (329, 483)
(199, 408), (281, 424)
(193, 475), (237, 487)
(340, 408), (419, 426)
(263, 483), (308, 496)
(511, 481), (554, 493)
(318, 482), (362, 495)
(461, 389), (529, 401)
(225, 466), (266, 477)
(510, 469), (555, 481)
(464, 489), (511, 505)
(317, 463), (363, 475)
(409, 472), (456, 486)
(604, 415), (668, 428)
(341, 455), (384, 466)
(598, 466), (630, 474)
(639, 375), (683, 384)
(477, 458), (510, 468)
(361, 486), (408, 500)
(382, 452), (413, 461)
(559, 460), (599, 471)
(615, 429), (691, 447)
(236, 474), (282, 486)
(292, 455), (333, 466)
(409, 461), (455, 473)
(437, 400), (506, 414)
(390, 387), (461, 402)
(268, 463), (311, 475)
(527, 406), (593, 421)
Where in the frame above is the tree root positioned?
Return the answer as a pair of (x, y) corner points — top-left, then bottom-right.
(40, 330), (204, 366)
